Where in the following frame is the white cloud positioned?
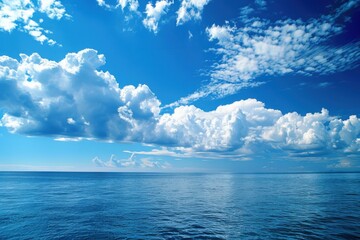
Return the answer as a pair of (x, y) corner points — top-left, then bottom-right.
(156, 99), (281, 152)
(176, 0), (210, 25)
(98, 0), (210, 30)
(143, 0), (173, 33)
(0, 49), (160, 142)
(0, 0), (34, 32)
(38, 0), (68, 19)
(134, 101), (360, 161)
(327, 159), (355, 169)
(96, 0), (112, 10)
(93, 153), (170, 169)
(254, 0), (266, 8)
(0, 0), (68, 45)
(93, 153), (136, 168)
(317, 82), (331, 88)
(118, 0), (139, 12)
(67, 117), (76, 125)
(188, 30), (193, 39)
(97, 0), (140, 31)
(0, 49), (359, 161)
(97, 0), (139, 12)
(157, 100), (360, 160)
(168, 0), (360, 106)
(140, 158), (170, 168)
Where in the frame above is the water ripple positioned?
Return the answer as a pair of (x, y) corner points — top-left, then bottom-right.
(0, 172), (359, 239)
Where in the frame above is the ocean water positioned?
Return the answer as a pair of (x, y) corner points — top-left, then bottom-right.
(0, 172), (359, 239)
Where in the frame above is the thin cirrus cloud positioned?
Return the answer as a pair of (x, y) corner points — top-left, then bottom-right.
(167, 0), (360, 107)
(0, 49), (359, 161)
(0, 0), (69, 45)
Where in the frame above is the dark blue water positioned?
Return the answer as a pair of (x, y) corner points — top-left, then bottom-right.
(0, 172), (359, 239)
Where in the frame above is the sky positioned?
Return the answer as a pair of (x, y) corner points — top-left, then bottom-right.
(0, 0), (359, 172)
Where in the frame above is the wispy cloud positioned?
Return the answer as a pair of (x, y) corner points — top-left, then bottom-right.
(188, 30), (193, 39)
(93, 153), (136, 168)
(254, 0), (266, 8)
(93, 153), (170, 169)
(317, 82), (332, 88)
(124, 148), (252, 161)
(0, 0), (69, 45)
(327, 159), (357, 169)
(167, 0), (360, 106)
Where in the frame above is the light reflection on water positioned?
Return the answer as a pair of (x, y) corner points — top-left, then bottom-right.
(0, 172), (359, 239)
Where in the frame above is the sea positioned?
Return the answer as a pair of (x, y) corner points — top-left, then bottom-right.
(0, 172), (359, 239)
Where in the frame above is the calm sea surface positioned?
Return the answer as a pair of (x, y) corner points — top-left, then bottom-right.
(0, 172), (359, 239)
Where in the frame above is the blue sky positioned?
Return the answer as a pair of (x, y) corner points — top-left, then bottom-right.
(0, 0), (359, 172)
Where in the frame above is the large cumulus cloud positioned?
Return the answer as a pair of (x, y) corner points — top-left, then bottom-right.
(0, 49), (359, 160)
(0, 49), (160, 142)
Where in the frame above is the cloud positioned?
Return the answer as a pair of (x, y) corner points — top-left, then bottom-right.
(0, 0), (69, 45)
(140, 158), (170, 168)
(156, 99), (281, 152)
(188, 30), (193, 39)
(97, 0), (139, 12)
(158, 101), (360, 160)
(93, 153), (136, 168)
(254, 0), (266, 8)
(0, 49), (359, 161)
(96, 0), (113, 10)
(168, 0), (360, 106)
(176, 0), (210, 25)
(93, 153), (170, 169)
(97, 0), (141, 31)
(98, 0), (210, 31)
(118, 0), (140, 12)
(133, 102), (360, 161)
(327, 159), (356, 169)
(0, 49), (160, 142)
(125, 148), (252, 161)
(38, 0), (68, 19)
(317, 82), (331, 88)
(143, 0), (173, 33)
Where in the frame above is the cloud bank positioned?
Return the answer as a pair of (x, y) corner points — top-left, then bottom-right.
(0, 0), (69, 45)
(169, 0), (360, 106)
(0, 49), (359, 161)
